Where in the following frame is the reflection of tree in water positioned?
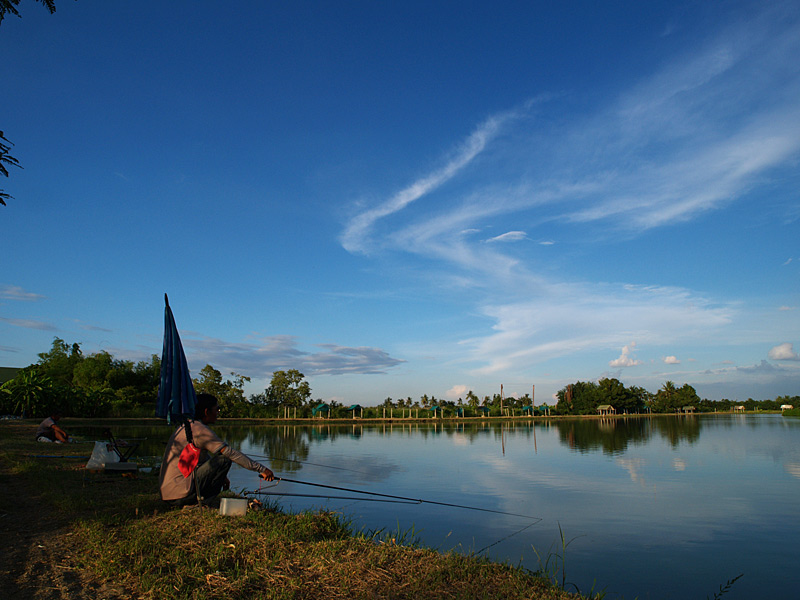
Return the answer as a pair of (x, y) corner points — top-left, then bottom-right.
(555, 418), (652, 455)
(217, 425), (310, 474)
(652, 416), (701, 448)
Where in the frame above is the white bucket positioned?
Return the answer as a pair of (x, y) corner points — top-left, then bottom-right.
(219, 498), (248, 516)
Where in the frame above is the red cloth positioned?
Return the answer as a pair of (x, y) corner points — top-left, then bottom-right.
(177, 442), (200, 477)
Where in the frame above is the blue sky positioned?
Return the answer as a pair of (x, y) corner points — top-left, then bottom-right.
(2, 1), (799, 405)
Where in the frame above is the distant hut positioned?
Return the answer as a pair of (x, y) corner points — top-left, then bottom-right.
(522, 405), (534, 415)
(597, 405), (616, 416)
(781, 404), (794, 412)
(311, 403), (330, 419)
(682, 406), (696, 414)
(348, 404), (363, 418)
(734, 405), (746, 413)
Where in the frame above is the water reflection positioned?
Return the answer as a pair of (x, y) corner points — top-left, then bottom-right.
(74, 415), (800, 599)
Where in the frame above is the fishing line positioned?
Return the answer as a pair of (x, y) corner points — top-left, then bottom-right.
(475, 520), (541, 555)
(245, 490), (421, 505)
(245, 453), (369, 475)
(275, 477), (540, 520)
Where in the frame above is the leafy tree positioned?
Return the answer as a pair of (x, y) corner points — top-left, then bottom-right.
(0, 367), (58, 417)
(36, 337), (83, 387)
(629, 385), (654, 412)
(597, 377), (642, 414)
(0, 131), (22, 206)
(675, 383), (700, 409)
(1, 2), (61, 203)
(193, 364), (250, 417)
(466, 390), (479, 409)
(653, 381), (679, 413)
(266, 369), (311, 409)
(556, 381), (600, 414)
(0, 0), (57, 24)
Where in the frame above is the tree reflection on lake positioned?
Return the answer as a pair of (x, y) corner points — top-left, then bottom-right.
(78, 414), (800, 599)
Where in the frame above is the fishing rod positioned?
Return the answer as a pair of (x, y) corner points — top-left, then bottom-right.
(270, 477), (540, 520)
(246, 491), (421, 505)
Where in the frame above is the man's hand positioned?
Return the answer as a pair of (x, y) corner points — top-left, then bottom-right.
(259, 469), (274, 482)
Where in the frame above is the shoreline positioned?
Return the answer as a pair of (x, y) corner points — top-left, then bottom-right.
(0, 420), (583, 599)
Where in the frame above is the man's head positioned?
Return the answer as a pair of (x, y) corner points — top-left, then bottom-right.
(195, 393), (220, 424)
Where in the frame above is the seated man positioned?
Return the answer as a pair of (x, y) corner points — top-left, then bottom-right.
(159, 393), (274, 506)
(36, 412), (70, 442)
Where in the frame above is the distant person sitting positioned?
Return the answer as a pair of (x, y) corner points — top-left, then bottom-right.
(159, 393), (274, 507)
(36, 412), (71, 443)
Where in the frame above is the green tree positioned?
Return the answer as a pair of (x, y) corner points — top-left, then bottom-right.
(556, 381), (601, 414)
(266, 369), (311, 409)
(0, 367), (57, 417)
(675, 383), (700, 410)
(1, 3), (60, 203)
(654, 381), (678, 413)
(466, 390), (479, 409)
(0, 0), (57, 24)
(193, 364), (250, 417)
(597, 378), (642, 414)
(0, 131), (22, 206)
(36, 337), (84, 387)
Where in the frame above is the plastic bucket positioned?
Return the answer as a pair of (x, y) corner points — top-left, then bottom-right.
(219, 497), (248, 516)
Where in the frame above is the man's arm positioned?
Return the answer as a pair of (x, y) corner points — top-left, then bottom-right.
(220, 445), (274, 480)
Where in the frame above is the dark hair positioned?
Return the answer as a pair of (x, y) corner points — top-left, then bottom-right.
(195, 393), (219, 419)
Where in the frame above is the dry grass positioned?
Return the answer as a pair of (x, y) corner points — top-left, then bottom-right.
(2, 420), (582, 600)
(75, 508), (578, 600)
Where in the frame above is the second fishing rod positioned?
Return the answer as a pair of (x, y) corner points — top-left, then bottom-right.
(248, 476), (540, 520)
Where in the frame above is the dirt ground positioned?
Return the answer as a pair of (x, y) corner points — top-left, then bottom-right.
(0, 425), (134, 599)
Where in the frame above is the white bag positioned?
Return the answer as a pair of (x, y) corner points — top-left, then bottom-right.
(86, 441), (120, 469)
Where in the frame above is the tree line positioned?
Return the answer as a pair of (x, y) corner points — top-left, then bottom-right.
(0, 338), (315, 419)
(1, 338), (796, 419)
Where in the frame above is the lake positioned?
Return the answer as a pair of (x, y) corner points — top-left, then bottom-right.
(96, 414), (800, 599)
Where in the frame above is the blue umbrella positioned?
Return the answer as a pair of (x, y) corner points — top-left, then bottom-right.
(156, 294), (202, 502)
(156, 294), (197, 424)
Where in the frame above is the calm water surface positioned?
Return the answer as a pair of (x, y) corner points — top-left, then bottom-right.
(101, 414), (800, 599)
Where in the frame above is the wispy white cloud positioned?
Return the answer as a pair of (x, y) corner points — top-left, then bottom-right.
(336, 5), (799, 383)
(663, 355), (681, 365)
(0, 285), (45, 302)
(0, 316), (58, 331)
(485, 231), (527, 243)
(463, 284), (732, 375)
(340, 111), (514, 254)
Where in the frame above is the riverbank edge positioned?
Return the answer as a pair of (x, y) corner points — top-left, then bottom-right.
(0, 420), (584, 600)
(42, 409), (784, 428)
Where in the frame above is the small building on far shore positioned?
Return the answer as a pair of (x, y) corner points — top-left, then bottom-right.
(597, 405), (616, 416)
(781, 404), (794, 412)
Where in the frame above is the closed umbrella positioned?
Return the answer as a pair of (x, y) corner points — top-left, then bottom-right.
(156, 294), (197, 424)
(156, 294), (202, 501)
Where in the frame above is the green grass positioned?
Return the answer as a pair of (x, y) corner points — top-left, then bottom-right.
(1, 420), (582, 600)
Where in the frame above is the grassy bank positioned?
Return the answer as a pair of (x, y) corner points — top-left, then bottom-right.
(0, 420), (582, 600)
